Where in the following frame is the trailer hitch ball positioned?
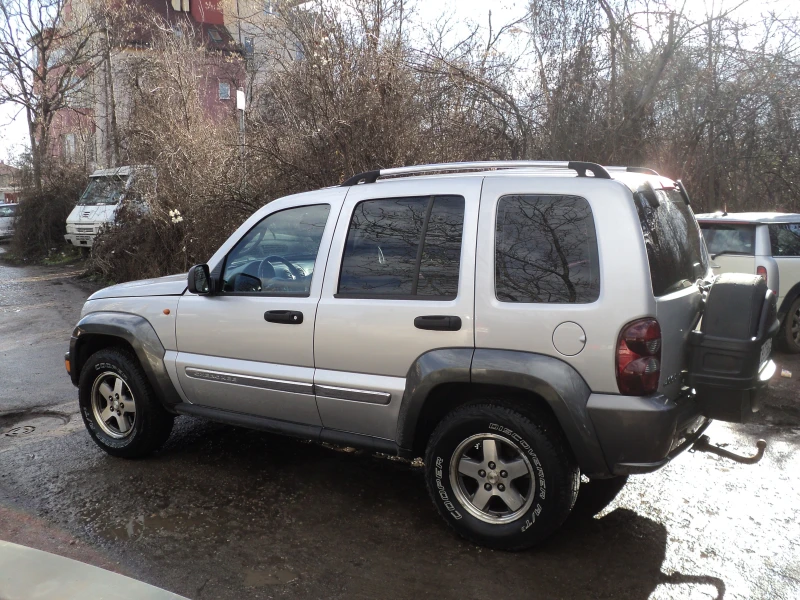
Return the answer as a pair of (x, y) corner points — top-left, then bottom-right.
(691, 435), (767, 465)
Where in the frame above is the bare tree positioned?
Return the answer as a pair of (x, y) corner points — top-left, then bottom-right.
(0, 0), (100, 190)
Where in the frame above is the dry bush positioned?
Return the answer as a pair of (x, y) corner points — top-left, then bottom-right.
(88, 18), (248, 280)
(10, 162), (87, 259)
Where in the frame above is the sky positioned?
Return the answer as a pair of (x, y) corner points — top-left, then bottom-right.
(0, 0), (796, 162)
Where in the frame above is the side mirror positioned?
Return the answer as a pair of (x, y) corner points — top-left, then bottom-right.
(188, 264), (212, 295)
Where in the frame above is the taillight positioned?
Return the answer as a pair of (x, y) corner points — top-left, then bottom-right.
(757, 266), (767, 284)
(616, 319), (662, 395)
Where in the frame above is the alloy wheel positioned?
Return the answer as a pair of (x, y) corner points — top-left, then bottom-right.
(449, 433), (535, 524)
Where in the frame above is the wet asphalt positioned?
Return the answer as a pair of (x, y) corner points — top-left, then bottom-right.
(0, 250), (799, 600)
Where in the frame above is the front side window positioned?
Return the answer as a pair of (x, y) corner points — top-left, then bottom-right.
(222, 204), (330, 296)
(769, 224), (800, 256)
(338, 195), (465, 299)
(495, 195), (600, 303)
(699, 223), (755, 256)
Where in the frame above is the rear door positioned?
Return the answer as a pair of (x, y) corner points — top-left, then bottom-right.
(313, 177), (479, 441)
(698, 222), (756, 276)
(766, 222), (800, 310)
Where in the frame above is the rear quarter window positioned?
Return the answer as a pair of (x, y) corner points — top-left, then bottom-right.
(768, 224), (800, 256)
(635, 188), (708, 297)
(495, 194), (600, 303)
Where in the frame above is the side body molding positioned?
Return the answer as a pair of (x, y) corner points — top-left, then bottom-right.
(69, 312), (182, 410)
(470, 350), (609, 477)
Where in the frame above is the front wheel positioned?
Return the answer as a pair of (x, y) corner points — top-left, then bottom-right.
(79, 348), (174, 458)
(424, 403), (579, 551)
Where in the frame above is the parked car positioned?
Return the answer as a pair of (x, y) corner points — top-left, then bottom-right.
(0, 202), (17, 241)
(64, 166), (154, 249)
(696, 212), (800, 353)
(0, 540), (187, 599)
(65, 161), (777, 550)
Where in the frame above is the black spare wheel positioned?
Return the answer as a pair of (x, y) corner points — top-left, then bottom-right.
(688, 273), (779, 423)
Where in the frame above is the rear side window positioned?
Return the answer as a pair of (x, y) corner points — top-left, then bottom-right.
(699, 223), (755, 256)
(495, 195), (600, 303)
(338, 195), (465, 299)
(634, 188), (708, 297)
(768, 224), (800, 256)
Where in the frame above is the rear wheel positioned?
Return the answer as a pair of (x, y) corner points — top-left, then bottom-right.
(781, 297), (800, 353)
(424, 402), (579, 551)
(79, 348), (174, 458)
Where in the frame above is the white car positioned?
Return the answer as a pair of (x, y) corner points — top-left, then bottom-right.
(65, 166), (154, 249)
(696, 212), (800, 352)
(0, 202), (17, 241)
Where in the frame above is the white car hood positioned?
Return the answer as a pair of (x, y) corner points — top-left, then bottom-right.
(89, 274), (188, 299)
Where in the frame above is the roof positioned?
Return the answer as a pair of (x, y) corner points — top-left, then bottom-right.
(694, 212), (800, 224)
(0, 162), (20, 176)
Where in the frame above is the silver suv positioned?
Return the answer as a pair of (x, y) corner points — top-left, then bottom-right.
(66, 161), (777, 550)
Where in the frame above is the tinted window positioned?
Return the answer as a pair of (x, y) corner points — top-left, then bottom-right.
(769, 224), (800, 256)
(0, 205), (16, 217)
(338, 196), (465, 298)
(222, 204), (330, 296)
(634, 188), (708, 297)
(699, 223), (755, 256)
(495, 195), (600, 303)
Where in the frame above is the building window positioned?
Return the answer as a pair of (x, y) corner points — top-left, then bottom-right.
(244, 37), (254, 57)
(219, 82), (231, 100)
(208, 27), (223, 43)
(63, 134), (76, 161)
(264, 1), (275, 14)
(294, 40), (304, 61)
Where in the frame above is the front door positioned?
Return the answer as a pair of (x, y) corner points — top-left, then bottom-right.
(174, 196), (340, 425)
(313, 177), (480, 441)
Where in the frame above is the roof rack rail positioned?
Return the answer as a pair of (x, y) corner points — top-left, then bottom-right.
(605, 166), (660, 175)
(340, 160), (611, 186)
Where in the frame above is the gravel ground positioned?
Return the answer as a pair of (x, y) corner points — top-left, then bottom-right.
(1, 251), (798, 600)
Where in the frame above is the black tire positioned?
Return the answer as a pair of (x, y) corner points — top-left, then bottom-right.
(570, 475), (629, 519)
(78, 347), (174, 458)
(424, 402), (579, 551)
(780, 297), (800, 353)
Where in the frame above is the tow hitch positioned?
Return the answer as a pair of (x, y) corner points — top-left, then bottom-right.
(691, 435), (767, 465)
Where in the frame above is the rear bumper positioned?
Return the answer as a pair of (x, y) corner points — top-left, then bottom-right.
(587, 391), (709, 476)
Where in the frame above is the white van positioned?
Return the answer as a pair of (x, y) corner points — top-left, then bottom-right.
(0, 203), (17, 241)
(64, 166), (153, 248)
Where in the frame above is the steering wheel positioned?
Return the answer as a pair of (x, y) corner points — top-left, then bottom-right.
(258, 255), (304, 280)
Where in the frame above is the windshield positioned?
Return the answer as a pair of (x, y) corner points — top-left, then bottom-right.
(78, 176), (128, 206)
(634, 187), (709, 296)
(699, 223), (755, 256)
